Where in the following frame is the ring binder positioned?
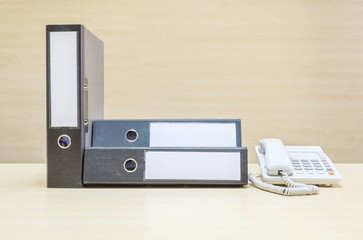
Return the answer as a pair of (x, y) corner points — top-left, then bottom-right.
(92, 119), (242, 148)
(83, 147), (248, 185)
(46, 25), (104, 188)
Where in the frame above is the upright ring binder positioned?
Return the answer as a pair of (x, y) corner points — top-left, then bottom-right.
(46, 25), (104, 188)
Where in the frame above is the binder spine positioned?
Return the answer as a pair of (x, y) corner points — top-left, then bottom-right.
(83, 147), (248, 185)
(46, 25), (85, 188)
(92, 120), (242, 148)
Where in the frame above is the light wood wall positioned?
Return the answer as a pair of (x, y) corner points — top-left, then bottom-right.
(1, 0), (362, 163)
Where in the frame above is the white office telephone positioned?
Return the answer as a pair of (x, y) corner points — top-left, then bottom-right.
(248, 138), (341, 196)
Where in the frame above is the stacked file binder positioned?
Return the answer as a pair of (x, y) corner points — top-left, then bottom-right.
(46, 24), (248, 188)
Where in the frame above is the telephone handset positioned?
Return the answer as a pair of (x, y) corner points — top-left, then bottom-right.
(259, 138), (293, 176)
(249, 138), (341, 196)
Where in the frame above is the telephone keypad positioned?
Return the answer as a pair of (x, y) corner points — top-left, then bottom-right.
(288, 152), (336, 176)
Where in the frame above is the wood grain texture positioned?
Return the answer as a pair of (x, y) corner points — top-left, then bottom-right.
(0, 163), (362, 240)
(0, 0), (362, 163)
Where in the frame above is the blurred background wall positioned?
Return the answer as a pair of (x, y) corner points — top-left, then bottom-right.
(0, 0), (362, 163)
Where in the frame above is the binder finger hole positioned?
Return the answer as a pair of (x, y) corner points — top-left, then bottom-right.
(125, 129), (138, 142)
(57, 135), (71, 149)
(124, 158), (137, 172)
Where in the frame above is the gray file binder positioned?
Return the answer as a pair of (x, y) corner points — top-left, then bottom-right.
(92, 119), (242, 148)
(83, 147), (248, 185)
(46, 24), (104, 188)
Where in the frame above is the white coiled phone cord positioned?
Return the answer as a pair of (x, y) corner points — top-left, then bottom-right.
(248, 172), (319, 196)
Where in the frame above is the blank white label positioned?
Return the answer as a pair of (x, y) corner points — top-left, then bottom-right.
(50, 31), (78, 127)
(145, 151), (241, 180)
(149, 123), (237, 147)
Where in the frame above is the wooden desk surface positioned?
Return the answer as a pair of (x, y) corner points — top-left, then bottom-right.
(0, 164), (362, 240)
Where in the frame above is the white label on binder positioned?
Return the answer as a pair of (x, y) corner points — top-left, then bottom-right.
(50, 31), (78, 127)
(149, 123), (237, 147)
(144, 151), (241, 180)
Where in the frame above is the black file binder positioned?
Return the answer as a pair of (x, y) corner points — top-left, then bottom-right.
(83, 147), (248, 185)
(46, 25), (104, 187)
(92, 119), (242, 148)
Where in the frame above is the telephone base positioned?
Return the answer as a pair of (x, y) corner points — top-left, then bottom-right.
(256, 146), (341, 185)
